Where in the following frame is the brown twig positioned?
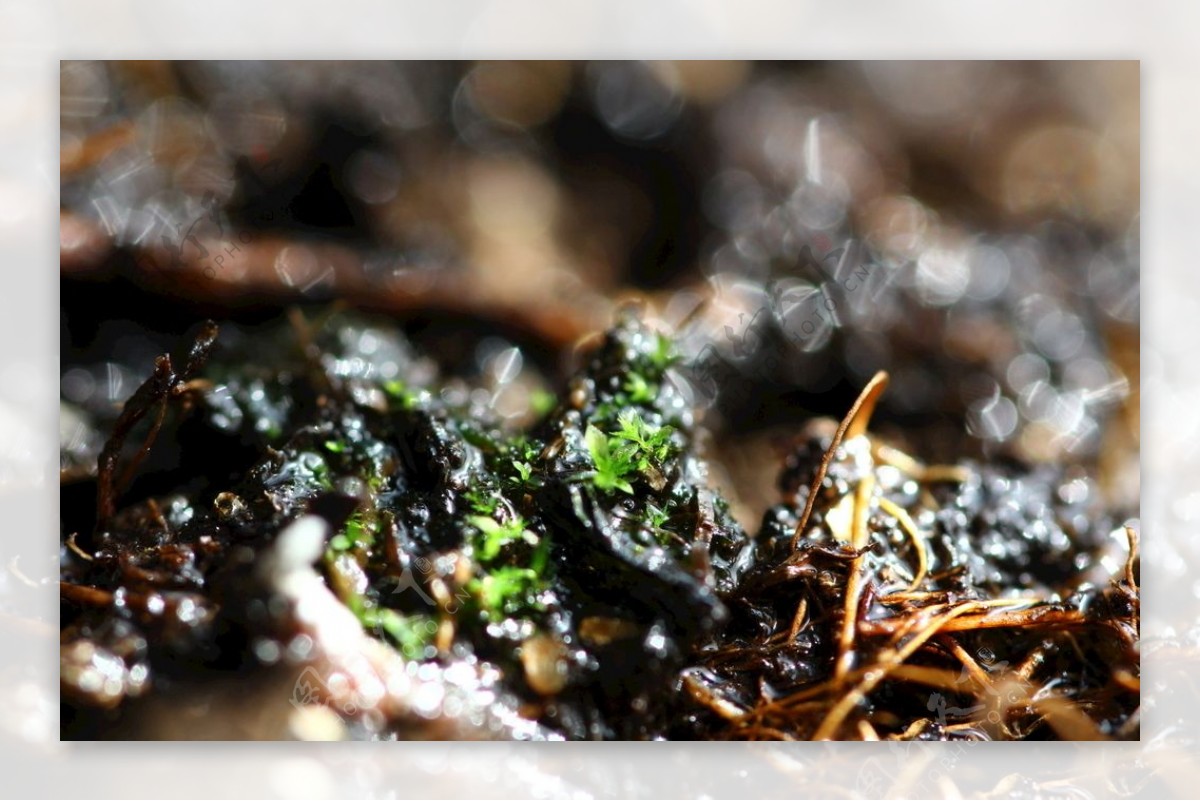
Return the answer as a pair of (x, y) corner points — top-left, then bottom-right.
(789, 371), (889, 551)
(857, 603), (1084, 637)
(833, 471), (875, 683)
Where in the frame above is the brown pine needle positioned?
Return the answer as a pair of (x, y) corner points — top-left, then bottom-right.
(834, 472), (875, 683)
(1112, 669), (1140, 693)
(790, 371), (889, 550)
(878, 590), (948, 605)
(939, 635), (995, 693)
(65, 532), (94, 562)
(1124, 525), (1139, 591)
(812, 601), (990, 740)
(115, 398), (168, 495)
(1016, 644), (1049, 681)
(918, 465), (973, 483)
(60, 581), (115, 606)
(887, 663), (976, 693)
(890, 718), (934, 740)
(1032, 694), (1110, 741)
(857, 719), (880, 740)
(857, 598), (1045, 637)
(878, 496), (928, 592)
(788, 597), (809, 641)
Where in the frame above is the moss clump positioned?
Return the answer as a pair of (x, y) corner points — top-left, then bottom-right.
(62, 308), (750, 740)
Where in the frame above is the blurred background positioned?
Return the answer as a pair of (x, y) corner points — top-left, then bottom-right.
(60, 60), (1139, 527)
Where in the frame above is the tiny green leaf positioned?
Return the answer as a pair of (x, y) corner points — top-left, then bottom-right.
(469, 514), (528, 561)
(650, 332), (678, 372)
(624, 372), (654, 403)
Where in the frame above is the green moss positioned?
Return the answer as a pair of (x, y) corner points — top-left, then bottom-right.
(329, 511), (377, 554)
(584, 424), (636, 494)
(468, 564), (545, 622)
(468, 514), (532, 562)
(649, 331), (679, 374)
(465, 486), (501, 516)
(383, 378), (425, 410)
(612, 409), (675, 464)
(624, 372), (655, 403)
(458, 422), (501, 453)
(511, 460), (534, 483)
(362, 607), (437, 661)
(582, 410), (677, 496)
(73, 308), (760, 740)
